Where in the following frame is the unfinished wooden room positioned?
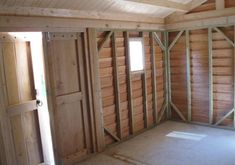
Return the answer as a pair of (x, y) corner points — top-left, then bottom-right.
(0, 0), (235, 165)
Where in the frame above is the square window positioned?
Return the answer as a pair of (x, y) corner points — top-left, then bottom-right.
(129, 38), (145, 72)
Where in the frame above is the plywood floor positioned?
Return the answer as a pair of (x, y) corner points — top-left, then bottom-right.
(79, 121), (235, 165)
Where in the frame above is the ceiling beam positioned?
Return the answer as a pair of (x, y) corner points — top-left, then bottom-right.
(124, 0), (189, 12)
(165, 0), (208, 20)
(0, 15), (165, 32)
(166, 7), (235, 24)
(0, 6), (164, 24)
(166, 7), (235, 30)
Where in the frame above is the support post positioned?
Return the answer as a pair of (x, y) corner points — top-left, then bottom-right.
(87, 28), (105, 151)
(186, 30), (192, 122)
(234, 25), (235, 128)
(208, 27), (213, 124)
(124, 32), (134, 134)
(150, 32), (158, 124)
(112, 32), (122, 139)
(141, 32), (148, 128)
(164, 31), (171, 119)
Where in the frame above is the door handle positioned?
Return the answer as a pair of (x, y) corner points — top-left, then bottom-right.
(36, 100), (43, 107)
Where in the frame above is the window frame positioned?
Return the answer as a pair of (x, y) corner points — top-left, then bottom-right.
(128, 37), (145, 74)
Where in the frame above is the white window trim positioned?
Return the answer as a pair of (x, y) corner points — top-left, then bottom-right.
(128, 37), (145, 73)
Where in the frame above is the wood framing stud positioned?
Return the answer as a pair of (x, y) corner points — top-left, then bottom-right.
(150, 32), (158, 124)
(153, 32), (165, 51)
(208, 27), (213, 125)
(216, 0), (225, 10)
(168, 30), (184, 51)
(98, 31), (113, 52)
(165, 32), (171, 119)
(215, 109), (235, 126)
(112, 32), (122, 139)
(82, 32), (97, 152)
(158, 103), (167, 123)
(234, 25), (235, 128)
(213, 27), (235, 47)
(186, 30), (192, 122)
(104, 127), (121, 142)
(87, 28), (105, 151)
(141, 32), (148, 128)
(124, 32), (134, 134)
(170, 102), (187, 121)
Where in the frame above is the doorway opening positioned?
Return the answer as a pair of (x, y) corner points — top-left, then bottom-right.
(8, 32), (55, 165)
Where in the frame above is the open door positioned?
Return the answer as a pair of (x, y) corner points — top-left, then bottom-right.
(45, 32), (92, 165)
(0, 33), (54, 165)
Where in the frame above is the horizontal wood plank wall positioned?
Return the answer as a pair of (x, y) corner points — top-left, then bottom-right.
(190, 29), (210, 123)
(97, 31), (166, 145)
(154, 33), (167, 122)
(225, 0), (235, 8)
(129, 32), (145, 133)
(169, 32), (188, 120)
(212, 26), (234, 126)
(188, 0), (215, 13)
(98, 31), (118, 145)
(170, 27), (235, 128)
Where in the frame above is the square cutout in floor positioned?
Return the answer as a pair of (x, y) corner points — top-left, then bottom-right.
(166, 131), (207, 141)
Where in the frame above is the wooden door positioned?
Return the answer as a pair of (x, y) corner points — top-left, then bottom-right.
(0, 34), (44, 165)
(46, 32), (91, 165)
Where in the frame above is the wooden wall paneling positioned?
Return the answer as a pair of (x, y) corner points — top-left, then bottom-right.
(225, 0), (235, 8)
(98, 30), (117, 145)
(186, 30), (192, 121)
(98, 31), (113, 53)
(124, 32), (134, 134)
(190, 29), (209, 123)
(169, 30), (187, 121)
(87, 29), (106, 151)
(211, 26), (234, 126)
(150, 32), (157, 123)
(112, 32), (122, 139)
(141, 32), (149, 128)
(153, 32), (166, 123)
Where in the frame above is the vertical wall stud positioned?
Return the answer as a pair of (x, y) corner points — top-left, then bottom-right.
(112, 32), (122, 139)
(186, 30), (192, 122)
(208, 27), (214, 124)
(141, 32), (148, 128)
(165, 32), (171, 119)
(125, 32), (134, 134)
(234, 25), (235, 128)
(87, 28), (105, 151)
(150, 32), (158, 124)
